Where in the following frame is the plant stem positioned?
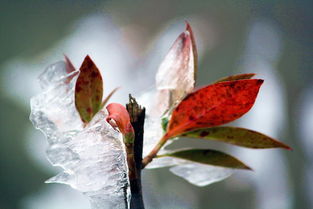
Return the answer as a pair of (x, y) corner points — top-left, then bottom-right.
(126, 95), (145, 209)
(141, 136), (167, 168)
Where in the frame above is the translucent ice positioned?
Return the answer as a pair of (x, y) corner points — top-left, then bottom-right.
(139, 28), (196, 164)
(30, 61), (130, 209)
(156, 30), (195, 104)
(139, 26), (234, 186)
(170, 163), (233, 187)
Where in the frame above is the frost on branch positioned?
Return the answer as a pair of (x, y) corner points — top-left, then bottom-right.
(30, 61), (130, 209)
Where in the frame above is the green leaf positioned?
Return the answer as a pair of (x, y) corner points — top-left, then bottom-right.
(100, 87), (120, 110)
(161, 117), (169, 132)
(158, 149), (251, 170)
(180, 127), (291, 150)
(75, 55), (103, 123)
(215, 73), (255, 83)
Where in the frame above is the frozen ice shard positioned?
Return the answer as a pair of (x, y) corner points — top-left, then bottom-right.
(170, 163), (233, 187)
(30, 61), (130, 209)
(156, 25), (195, 105)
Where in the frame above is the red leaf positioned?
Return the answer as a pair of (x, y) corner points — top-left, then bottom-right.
(164, 79), (264, 139)
(75, 55), (103, 123)
(64, 55), (76, 73)
(106, 103), (134, 141)
(63, 55), (77, 84)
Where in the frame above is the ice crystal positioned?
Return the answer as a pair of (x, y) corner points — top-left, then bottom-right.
(30, 61), (130, 209)
(170, 163), (233, 187)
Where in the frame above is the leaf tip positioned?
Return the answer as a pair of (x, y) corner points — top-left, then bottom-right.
(270, 137), (292, 150)
(85, 54), (91, 60)
(283, 144), (293, 150)
(275, 139), (292, 150)
(257, 79), (264, 85)
(64, 54), (76, 73)
(185, 20), (191, 30)
(236, 159), (252, 171)
(244, 165), (253, 171)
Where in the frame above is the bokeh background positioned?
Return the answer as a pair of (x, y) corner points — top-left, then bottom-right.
(0, 1), (312, 209)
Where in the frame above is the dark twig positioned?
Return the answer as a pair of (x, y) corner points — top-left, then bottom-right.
(126, 95), (146, 209)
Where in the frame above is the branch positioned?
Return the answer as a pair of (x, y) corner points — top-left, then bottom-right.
(126, 95), (145, 209)
(142, 136), (167, 168)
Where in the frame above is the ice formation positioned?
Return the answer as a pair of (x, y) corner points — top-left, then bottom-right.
(139, 28), (234, 186)
(30, 61), (130, 209)
(29, 23), (235, 209)
(170, 163), (233, 186)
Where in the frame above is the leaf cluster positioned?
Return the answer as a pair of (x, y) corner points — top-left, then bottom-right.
(70, 22), (290, 173)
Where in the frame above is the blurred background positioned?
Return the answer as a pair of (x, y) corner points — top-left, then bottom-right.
(0, 0), (312, 209)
